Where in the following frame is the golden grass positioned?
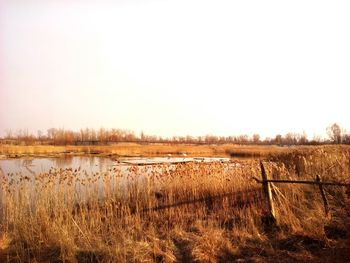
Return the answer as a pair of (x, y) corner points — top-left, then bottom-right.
(0, 143), (303, 159)
(0, 146), (350, 262)
(0, 143), (217, 157)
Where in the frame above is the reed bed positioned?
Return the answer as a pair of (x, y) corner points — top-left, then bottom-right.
(0, 143), (296, 159)
(0, 144), (227, 158)
(0, 146), (350, 262)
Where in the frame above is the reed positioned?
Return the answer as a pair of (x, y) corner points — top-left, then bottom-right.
(0, 146), (349, 262)
(0, 143), (295, 159)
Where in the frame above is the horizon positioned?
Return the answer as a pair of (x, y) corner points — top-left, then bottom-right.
(0, 123), (344, 142)
(1, 0), (349, 139)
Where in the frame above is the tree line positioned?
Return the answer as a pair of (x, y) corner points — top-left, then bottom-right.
(2, 123), (349, 146)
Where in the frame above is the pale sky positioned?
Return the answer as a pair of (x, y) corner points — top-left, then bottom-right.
(1, 0), (349, 139)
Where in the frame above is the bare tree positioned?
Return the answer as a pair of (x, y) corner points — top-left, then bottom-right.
(327, 123), (342, 144)
(275, 134), (282, 145)
(5, 129), (13, 139)
(343, 133), (350, 144)
(252, 134), (260, 144)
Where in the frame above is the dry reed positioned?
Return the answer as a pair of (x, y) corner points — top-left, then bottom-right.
(0, 146), (349, 262)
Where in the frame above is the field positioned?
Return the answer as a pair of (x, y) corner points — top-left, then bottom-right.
(0, 144), (350, 262)
(0, 143), (295, 159)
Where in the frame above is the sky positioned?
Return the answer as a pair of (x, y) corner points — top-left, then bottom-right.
(0, 0), (349, 139)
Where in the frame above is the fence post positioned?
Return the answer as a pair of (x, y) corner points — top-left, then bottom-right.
(260, 161), (276, 225)
(316, 175), (329, 216)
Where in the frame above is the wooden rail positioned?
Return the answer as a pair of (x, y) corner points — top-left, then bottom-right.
(255, 161), (350, 225)
(252, 177), (350, 187)
(71, 161), (348, 225)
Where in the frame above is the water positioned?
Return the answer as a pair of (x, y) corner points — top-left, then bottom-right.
(118, 156), (229, 165)
(0, 156), (115, 178)
(0, 156), (231, 204)
(0, 156), (230, 177)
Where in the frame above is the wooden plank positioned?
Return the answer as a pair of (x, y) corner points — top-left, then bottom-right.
(316, 175), (329, 216)
(260, 161), (276, 224)
(252, 177), (350, 187)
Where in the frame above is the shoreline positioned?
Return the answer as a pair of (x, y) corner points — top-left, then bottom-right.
(0, 143), (280, 159)
(1, 144), (348, 161)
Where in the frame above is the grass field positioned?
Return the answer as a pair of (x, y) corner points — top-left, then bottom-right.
(1, 143), (302, 159)
(0, 145), (350, 262)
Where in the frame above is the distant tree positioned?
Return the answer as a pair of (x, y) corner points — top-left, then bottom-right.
(140, 131), (146, 142)
(263, 137), (272, 145)
(327, 123), (342, 144)
(186, 135), (195, 143)
(5, 129), (13, 139)
(252, 134), (260, 144)
(47, 128), (58, 141)
(37, 130), (43, 140)
(275, 134), (282, 145)
(205, 135), (218, 144)
(236, 135), (248, 144)
(284, 133), (297, 145)
(98, 128), (107, 143)
(299, 131), (308, 145)
(311, 134), (322, 145)
(343, 134), (350, 144)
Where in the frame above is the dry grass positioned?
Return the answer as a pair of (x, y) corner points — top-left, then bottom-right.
(0, 143), (218, 158)
(0, 143), (295, 159)
(0, 146), (350, 262)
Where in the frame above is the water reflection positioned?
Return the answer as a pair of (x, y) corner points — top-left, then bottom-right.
(0, 156), (232, 205)
(54, 157), (73, 167)
(0, 156), (115, 177)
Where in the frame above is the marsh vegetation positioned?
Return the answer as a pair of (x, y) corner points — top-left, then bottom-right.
(0, 145), (349, 262)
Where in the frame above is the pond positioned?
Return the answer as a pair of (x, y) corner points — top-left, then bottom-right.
(0, 156), (115, 178)
(0, 156), (230, 177)
(0, 156), (232, 204)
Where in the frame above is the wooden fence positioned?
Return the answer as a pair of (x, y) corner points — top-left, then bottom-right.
(253, 161), (350, 225)
(77, 161), (350, 223)
(129, 161), (350, 224)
